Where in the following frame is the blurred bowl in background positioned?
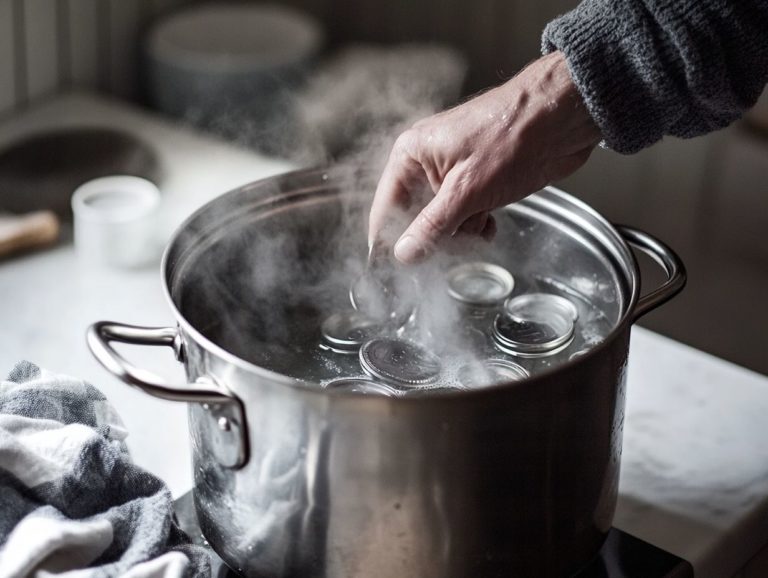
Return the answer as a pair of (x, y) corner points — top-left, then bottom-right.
(144, 2), (324, 153)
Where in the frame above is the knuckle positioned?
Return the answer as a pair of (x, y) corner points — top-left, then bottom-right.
(418, 204), (453, 238)
(393, 129), (418, 155)
(448, 165), (482, 207)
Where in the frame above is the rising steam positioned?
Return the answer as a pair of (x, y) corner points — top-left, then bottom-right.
(171, 43), (611, 387)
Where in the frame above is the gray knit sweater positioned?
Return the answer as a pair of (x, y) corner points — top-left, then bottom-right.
(542, 0), (768, 154)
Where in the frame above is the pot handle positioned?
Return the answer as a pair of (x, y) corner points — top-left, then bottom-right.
(87, 321), (248, 468)
(616, 225), (687, 322)
(87, 321), (230, 403)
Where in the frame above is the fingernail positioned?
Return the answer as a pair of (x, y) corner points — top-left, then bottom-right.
(394, 235), (425, 263)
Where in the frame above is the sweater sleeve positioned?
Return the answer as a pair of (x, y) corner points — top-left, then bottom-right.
(542, 0), (768, 154)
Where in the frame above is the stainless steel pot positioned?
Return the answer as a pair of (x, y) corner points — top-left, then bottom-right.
(87, 168), (685, 577)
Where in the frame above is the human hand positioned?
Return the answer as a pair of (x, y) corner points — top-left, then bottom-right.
(369, 51), (602, 264)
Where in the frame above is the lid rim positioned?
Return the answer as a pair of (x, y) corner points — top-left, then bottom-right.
(446, 262), (515, 306)
(359, 338), (441, 387)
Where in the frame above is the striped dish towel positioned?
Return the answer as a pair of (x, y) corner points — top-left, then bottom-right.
(0, 361), (209, 578)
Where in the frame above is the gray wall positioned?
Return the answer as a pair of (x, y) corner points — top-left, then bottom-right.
(0, 0), (579, 118)
(0, 0), (198, 117)
(276, 0), (576, 91)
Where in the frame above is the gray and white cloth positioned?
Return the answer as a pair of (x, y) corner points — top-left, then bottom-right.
(0, 361), (210, 578)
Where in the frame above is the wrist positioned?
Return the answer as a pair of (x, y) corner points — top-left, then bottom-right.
(512, 51), (601, 149)
(547, 52), (602, 144)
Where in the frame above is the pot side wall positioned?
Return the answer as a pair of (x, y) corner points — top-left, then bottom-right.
(182, 324), (630, 578)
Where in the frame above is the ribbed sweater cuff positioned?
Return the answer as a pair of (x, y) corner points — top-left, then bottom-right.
(543, 0), (768, 154)
(542, 5), (657, 154)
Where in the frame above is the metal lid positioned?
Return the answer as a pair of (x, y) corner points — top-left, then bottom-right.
(457, 358), (529, 388)
(446, 262), (515, 307)
(359, 338), (441, 387)
(320, 311), (381, 354)
(504, 292), (578, 322)
(349, 271), (416, 327)
(324, 376), (400, 396)
(493, 293), (578, 357)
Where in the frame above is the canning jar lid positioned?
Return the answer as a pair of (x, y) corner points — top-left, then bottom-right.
(493, 293), (578, 357)
(457, 358), (530, 388)
(446, 262), (515, 307)
(320, 311), (381, 354)
(324, 376), (400, 396)
(359, 338), (441, 387)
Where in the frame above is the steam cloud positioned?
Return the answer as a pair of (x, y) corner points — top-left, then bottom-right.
(172, 43), (611, 388)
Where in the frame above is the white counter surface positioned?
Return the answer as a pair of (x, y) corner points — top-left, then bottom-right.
(0, 90), (292, 510)
(2, 93), (768, 578)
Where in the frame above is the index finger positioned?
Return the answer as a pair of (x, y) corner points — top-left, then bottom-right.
(368, 145), (429, 250)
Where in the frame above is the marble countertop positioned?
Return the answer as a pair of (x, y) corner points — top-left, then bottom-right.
(2, 93), (767, 578)
(616, 330), (768, 578)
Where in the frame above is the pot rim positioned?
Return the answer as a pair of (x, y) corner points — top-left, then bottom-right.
(160, 167), (642, 397)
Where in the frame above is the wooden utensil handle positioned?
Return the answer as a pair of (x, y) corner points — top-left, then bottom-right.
(0, 211), (60, 258)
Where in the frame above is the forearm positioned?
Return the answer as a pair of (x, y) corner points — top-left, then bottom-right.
(543, 0), (768, 153)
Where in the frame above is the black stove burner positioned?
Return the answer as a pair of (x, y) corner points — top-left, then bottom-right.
(173, 492), (693, 577)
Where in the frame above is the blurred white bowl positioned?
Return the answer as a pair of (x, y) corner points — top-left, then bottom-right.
(144, 3), (324, 151)
(147, 3), (323, 73)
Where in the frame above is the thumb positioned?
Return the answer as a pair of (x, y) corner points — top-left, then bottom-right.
(393, 174), (471, 264)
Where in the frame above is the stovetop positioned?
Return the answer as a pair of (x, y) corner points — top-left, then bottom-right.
(173, 492), (693, 577)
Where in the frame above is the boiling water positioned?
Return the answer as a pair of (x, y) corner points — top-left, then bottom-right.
(278, 274), (611, 391)
(357, 289), (604, 391)
(194, 268), (613, 395)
